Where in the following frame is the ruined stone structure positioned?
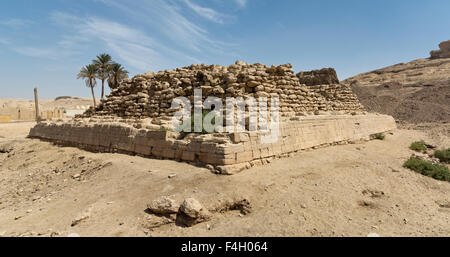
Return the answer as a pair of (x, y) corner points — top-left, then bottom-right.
(81, 62), (361, 122)
(0, 107), (66, 122)
(296, 68), (339, 86)
(29, 61), (396, 174)
(430, 40), (450, 59)
(0, 104), (66, 122)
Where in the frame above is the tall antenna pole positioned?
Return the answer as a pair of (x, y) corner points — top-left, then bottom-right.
(34, 88), (40, 122)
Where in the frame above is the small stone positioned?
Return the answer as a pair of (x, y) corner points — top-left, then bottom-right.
(71, 207), (92, 227)
(390, 167), (400, 173)
(205, 165), (215, 172)
(168, 174), (177, 179)
(147, 196), (179, 214)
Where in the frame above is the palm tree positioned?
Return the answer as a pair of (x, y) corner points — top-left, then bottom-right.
(93, 53), (113, 99)
(77, 64), (99, 108)
(107, 63), (129, 90)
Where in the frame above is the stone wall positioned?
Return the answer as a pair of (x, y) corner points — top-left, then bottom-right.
(0, 107), (65, 122)
(0, 116), (11, 123)
(29, 114), (396, 175)
(0, 107), (36, 121)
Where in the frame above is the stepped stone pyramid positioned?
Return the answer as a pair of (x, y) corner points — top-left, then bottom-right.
(30, 61), (396, 174)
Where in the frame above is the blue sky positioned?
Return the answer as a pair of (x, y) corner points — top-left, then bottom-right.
(0, 0), (449, 99)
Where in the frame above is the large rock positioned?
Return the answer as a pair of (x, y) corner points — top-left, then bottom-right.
(177, 198), (211, 227)
(430, 40), (450, 59)
(179, 198), (204, 218)
(296, 68), (340, 86)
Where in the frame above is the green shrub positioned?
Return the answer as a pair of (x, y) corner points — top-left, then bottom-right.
(403, 157), (450, 182)
(409, 141), (428, 152)
(174, 110), (219, 134)
(374, 133), (385, 140)
(434, 148), (450, 163)
(190, 109), (218, 134)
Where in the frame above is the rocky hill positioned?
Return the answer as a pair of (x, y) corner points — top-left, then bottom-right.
(342, 42), (450, 124)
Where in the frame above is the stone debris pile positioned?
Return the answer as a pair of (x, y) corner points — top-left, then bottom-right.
(146, 196), (211, 227)
(81, 61), (364, 126)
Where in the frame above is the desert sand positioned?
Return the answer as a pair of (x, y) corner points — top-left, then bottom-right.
(0, 121), (449, 237)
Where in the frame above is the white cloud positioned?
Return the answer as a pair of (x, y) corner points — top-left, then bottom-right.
(0, 38), (10, 45)
(182, 0), (228, 24)
(97, 0), (235, 54)
(234, 0), (247, 8)
(0, 18), (34, 29)
(12, 47), (61, 59)
(49, 11), (203, 72)
(7, 0), (239, 74)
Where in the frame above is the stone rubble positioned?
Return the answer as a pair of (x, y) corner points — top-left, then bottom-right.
(80, 61), (364, 127)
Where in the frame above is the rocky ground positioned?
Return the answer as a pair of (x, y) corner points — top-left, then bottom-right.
(343, 57), (450, 124)
(0, 122), (449, 237)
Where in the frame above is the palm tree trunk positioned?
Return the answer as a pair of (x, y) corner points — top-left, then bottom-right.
(101, 79), (105, 99)
(91, 86), (97, 108)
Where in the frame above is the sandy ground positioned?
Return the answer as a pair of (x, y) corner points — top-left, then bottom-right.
(0, 122), (449, 237)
